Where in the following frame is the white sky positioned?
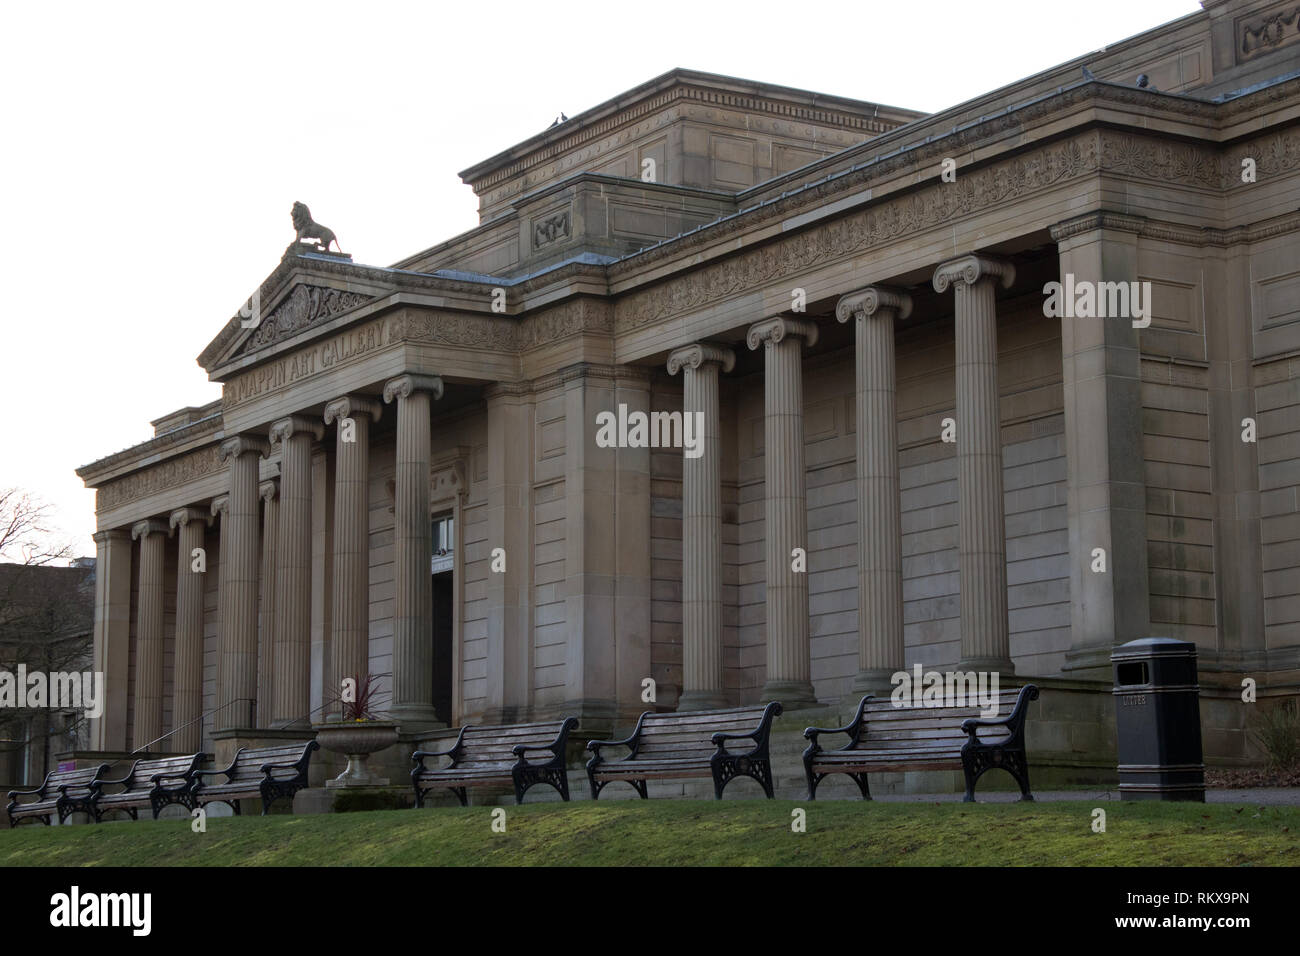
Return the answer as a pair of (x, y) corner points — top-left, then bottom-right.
(0, 0), (1200, 558)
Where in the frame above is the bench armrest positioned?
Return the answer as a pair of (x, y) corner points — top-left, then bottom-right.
(802, 720), (858, 744)
(7, 786), (43, 799)
(193, 769), (231, 780)
(259, 760), (305, 775)
(587, 737), (634, 756)
(512, 743), (560, 756)
(961, 685), (1039, 744)
(150, 772), (194, 784)
(412, 745), (458, 760)
(711, 730), (760, 747)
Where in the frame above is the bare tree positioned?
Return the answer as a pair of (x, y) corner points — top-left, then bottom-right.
(0, 489), (89, 784)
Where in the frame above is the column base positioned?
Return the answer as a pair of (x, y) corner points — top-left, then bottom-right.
(760, 679), (818, 710)
(850, 668), (902, 698)
(956, 656), (1016, 677)
(388, 706), (446, 735)
(677, 690), (729, 712)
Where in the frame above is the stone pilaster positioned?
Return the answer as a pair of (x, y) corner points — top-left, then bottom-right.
(484, 384), (534, 722)
(667, 343), (735, 709)
(933, 255), (1015, 674)
(90, 528), (131, 751)
(270, 416), (322, 728)
(323, 395), (381, 717)
(747, 316), (819, 709)
(384, 374), (444, 730)
(836, 287), (912, 694)
(130, 518), (169, 751)
(210, 495), (229, 715)
(257, 481), (278, 728)
(169, 507), (208, 753)
(218, 435), (269, 730)
(1049, 218), (1152, 674)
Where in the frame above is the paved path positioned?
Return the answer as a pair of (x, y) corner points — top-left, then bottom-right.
(871, 788), (1300, 805)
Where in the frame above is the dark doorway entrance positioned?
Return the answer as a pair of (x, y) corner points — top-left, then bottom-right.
(431, 571), (453, 724)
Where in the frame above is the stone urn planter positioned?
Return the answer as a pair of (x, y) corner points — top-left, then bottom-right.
(312, 720), (400, 788)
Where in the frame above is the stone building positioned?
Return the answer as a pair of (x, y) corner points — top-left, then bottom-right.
(76, 0), (1300, 780)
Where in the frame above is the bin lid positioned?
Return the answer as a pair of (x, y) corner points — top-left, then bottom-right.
(1110, 636), (1198, 661)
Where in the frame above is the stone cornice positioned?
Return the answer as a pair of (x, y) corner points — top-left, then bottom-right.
(95, 445), (225, 513)
(933, 255), (1016, 293)
(1050, 207), (1300, 245)
(666, 343), (736, 375)
(77, 405), (222, 484)
(747, 317), (819, 350)
(835, 286), (913, 323)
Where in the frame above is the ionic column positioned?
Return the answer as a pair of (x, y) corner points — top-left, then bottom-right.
(324, 395), (382, 716)
(131, 519), (169, 751)
(836, 287), (912, 694)
(210, 495), (229, 713)
(257, 481), (278, 727)
(270, 416), (322, 727)
(91, 529), (131, 751)
(383, 374), (444, 729)
(667, 343), (734, 709)
(218, 435), (269, 729)
(169, 507), (208, 753)
(933, 255), (1016, 674)
(747, 316), (819, 709)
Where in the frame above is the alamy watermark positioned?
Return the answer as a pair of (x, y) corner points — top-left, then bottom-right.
(890, 664), (1000, 717)
(0, 665), (104, 718)
(595, 404), (704, 458)
(1043, 274), (1152, 328)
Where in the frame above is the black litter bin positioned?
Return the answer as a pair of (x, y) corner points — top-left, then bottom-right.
(1111, 637), (1205, 801)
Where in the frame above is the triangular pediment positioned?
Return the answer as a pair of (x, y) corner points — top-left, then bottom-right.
(199, 246), (398, 377)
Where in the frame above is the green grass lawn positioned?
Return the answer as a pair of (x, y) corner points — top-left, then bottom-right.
(1, 800), (1295, 866)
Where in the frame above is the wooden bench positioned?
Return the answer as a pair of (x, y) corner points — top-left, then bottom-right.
(6, 764), (110, 826)
(802, 684), (1039, 802)
(192, 741), (319, 815)
(411, 717), (579, 807)
(586, 703), (783, 800)
(91, 753), (205, 822)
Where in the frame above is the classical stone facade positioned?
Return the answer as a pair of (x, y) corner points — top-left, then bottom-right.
(77, 1), (1300, 774)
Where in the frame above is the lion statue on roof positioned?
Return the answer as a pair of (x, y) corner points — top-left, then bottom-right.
(291, 201), (342, 253)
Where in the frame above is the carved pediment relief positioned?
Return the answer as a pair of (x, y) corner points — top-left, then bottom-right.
(239, 283), (375, 357)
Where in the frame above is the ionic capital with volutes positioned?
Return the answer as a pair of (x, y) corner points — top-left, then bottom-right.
(666, 343), (736, 376)
(324, 395), (383, 425)
(269, 415), (325, 448)
(383, 373), (444, 404)
(131, 518), (169, 540)
(746, 316), (819, 351)
(932, 255), (1015, 294)
(219, 434), (270, 463)
(169, 507), (211, 534)
(835, 286), (913, 324)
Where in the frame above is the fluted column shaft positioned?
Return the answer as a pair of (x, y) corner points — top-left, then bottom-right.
(131, 519), (168, 750)
(668, 344), (734, 709)
(271, 417), (321, 727)
(325, 396), (381, 715)
(748, 317), (818, 708)
(837, 288), (912, 692)
(257, 482), (279, 727)
(218, 435), (268, 729)
(170, 508), (207, 753)
(384, 374), (444, 728)
(934, 255), (1016, 673)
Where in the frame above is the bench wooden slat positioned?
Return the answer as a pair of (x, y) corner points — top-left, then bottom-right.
(803, 686), (1038, 802)
(411, 717), (578, 807)
(587, 702), (782, 800)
